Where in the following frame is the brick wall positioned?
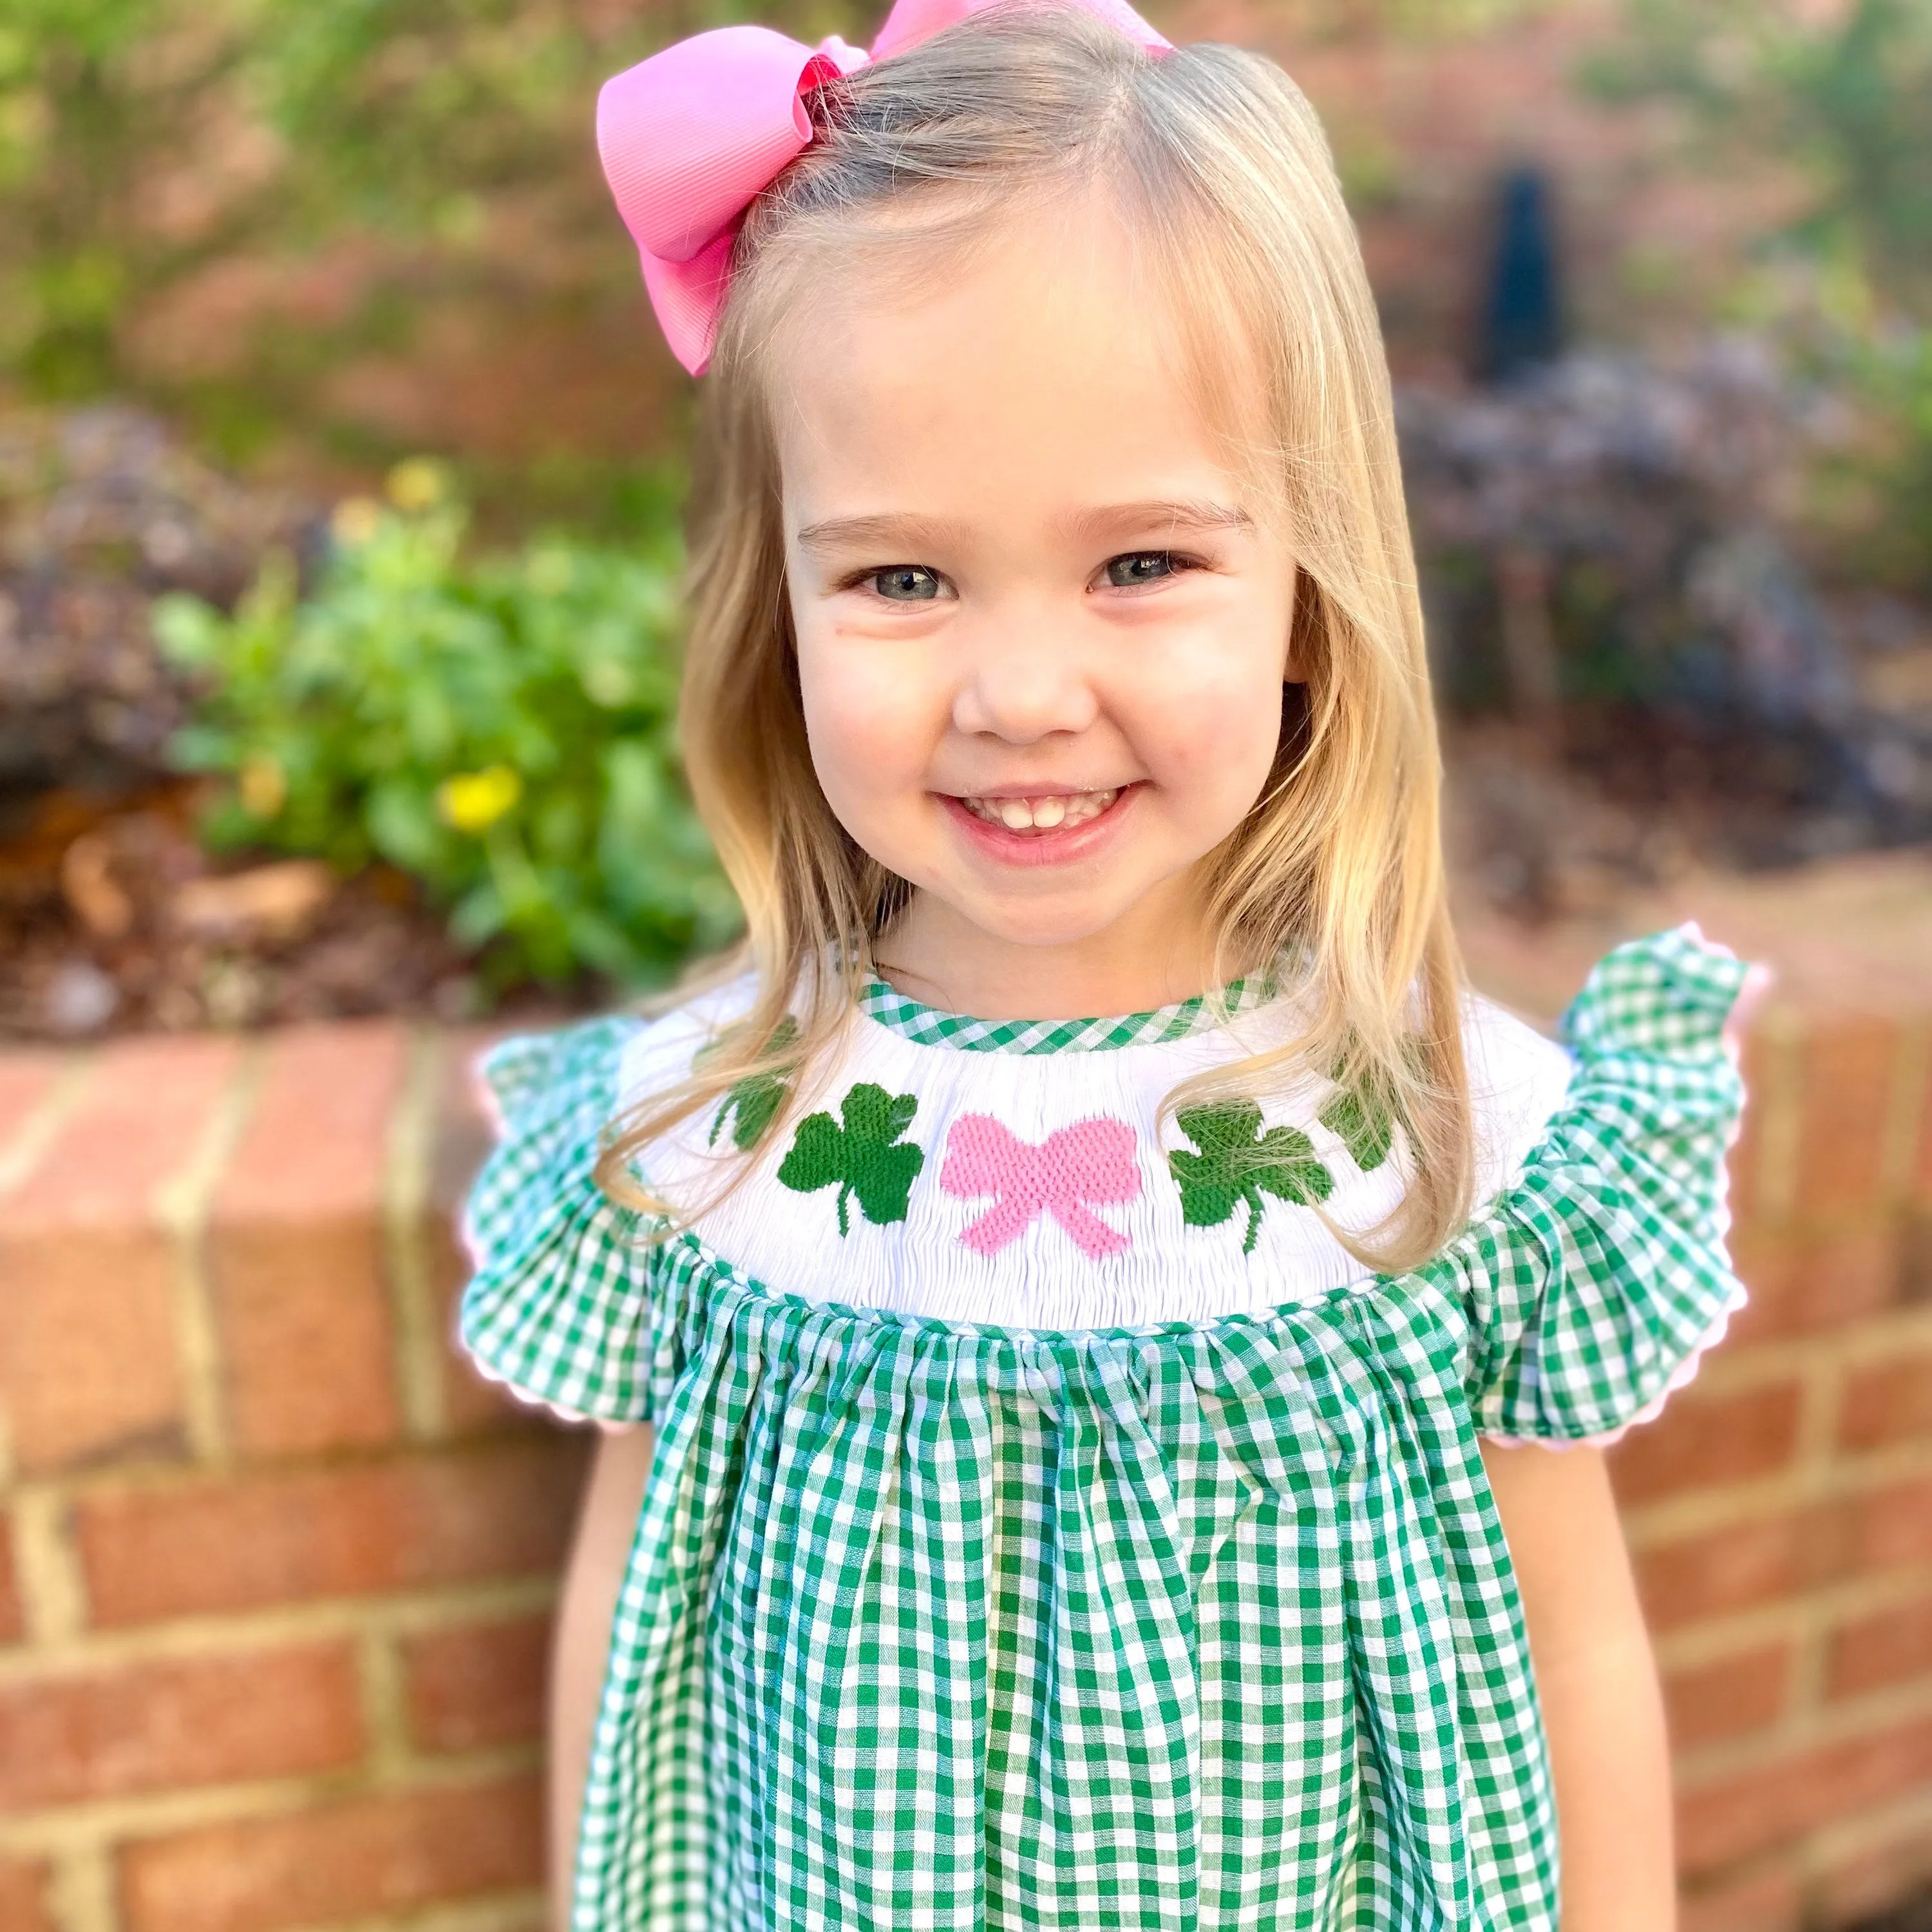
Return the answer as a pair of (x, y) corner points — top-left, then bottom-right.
(0, 1022), (583, 1932)
(3, 925), (1931, 1932)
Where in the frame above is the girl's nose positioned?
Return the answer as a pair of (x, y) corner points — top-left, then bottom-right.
(951, 609), (1101, 743)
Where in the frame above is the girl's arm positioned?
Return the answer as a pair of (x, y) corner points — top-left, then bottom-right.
(549, 1422), (656, 1932)
(1481, 1439), (1677, 1932)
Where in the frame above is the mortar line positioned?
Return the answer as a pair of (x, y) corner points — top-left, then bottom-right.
(0, 1571), (560, 1683)
(0, 1051), (99, 1200)
(1751, 1005), (1808, 1228)
(0, 1743), (543, 1858)
(1673, 1667), (1932, 1786)
(1652, 1560), (1932, 1671)
(279, 1892), (547, 1932)
(47, 1842), (116, 1932)
(387, 1026), (450, 1443)
(357, 1622), (415, 1785)
(11, 1488), (88, 1645)
(1622, 1434), (1932, 1545)
(151, 1038), (266, 1470)
(1785, 1323), (1852, 1726)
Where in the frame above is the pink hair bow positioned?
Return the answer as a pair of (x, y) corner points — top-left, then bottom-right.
(596, 0), (1171, 375)
(940, 1113), (1142, 1260)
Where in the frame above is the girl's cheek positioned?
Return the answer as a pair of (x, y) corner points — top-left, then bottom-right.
(797, 632), (947, 797)
(1126, 647), (1282, 797)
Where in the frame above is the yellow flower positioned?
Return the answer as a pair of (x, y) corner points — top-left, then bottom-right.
(238, 753), (287, 818)
(386, 458), (448, 513)
(437, 765), (523, 834)
(330, 496), (383, 547)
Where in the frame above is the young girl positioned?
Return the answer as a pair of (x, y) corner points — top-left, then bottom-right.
(460, 2), (1758, 1926)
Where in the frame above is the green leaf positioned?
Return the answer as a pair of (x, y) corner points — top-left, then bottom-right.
(706, 1016), (800, 1150)
(776, 1081), (925, 1236)
(1170, 1103), (1336, 1255)
(1318, 1086), (1396, 1172)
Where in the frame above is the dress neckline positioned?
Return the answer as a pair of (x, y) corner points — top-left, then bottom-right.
(854, 967), (1282, 1054)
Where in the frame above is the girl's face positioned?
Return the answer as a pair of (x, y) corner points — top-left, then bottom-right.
(775, 205), (1299, 996)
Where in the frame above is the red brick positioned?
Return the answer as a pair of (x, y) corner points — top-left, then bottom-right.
(1841, 1347), (1932, 1451)
(0, 1642), (361, 1810)
(1843, 1475), (1932, 1577)
(1830, 1596), (1932, 1699)
(1634, 1508), (1832, 1634)
(1728, 1224), (1900, 1343)
(1676, 1712), (1932, 1874)
(1662, 1644), (1791, 1750)
(1609, 1378), (1803, 1507)
(0, 1036), (240, 1473)
(402, 1613), (551, 1754)
(1722, 1025), (1776, 1233)
(118, 1776), (542, 1932)
(1792, 1016), (1899, 1218)
(1678, 1861), (1803, 1932)
(1812, 1825), (1932, 1931)
(211, 1023), (407, 1458)
(430, 1026), (542, 1435)
(77, 1436), (587, 1627)
(0, 1049), (66, 1150)
(0, 1515), (21, 1645)
(0, 1857), (55, 1932)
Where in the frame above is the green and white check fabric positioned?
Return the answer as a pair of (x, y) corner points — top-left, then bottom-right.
(459, 926), (1750, 1931)
(856, 969), (1279, 1053)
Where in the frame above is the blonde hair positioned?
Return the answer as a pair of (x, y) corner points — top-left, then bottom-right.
(596, 0), (1473, 1272)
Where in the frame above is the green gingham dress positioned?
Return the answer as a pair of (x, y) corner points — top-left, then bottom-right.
(459, 925), (1750, 1931)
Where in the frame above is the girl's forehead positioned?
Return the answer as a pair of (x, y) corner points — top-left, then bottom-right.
(768, 206), (1264, 523)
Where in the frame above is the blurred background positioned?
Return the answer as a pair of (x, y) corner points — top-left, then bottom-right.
(2, 0), (1928, 1035)
(1, 4), (1929, 1931)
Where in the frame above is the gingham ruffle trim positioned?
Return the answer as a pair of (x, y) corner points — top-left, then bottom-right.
(456, 925), (1753, 1443)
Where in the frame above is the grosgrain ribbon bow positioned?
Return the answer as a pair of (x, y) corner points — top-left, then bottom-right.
(596, 0), (1171, 375)
(940, 1113), (1142, 1259)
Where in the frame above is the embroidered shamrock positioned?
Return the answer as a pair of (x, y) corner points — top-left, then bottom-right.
(1318, 1083), (1394, 1172)
(1168, 1102), (1334, 1255)
(777, 1082), (925, 1235)
(706, 1016), (800, 1150)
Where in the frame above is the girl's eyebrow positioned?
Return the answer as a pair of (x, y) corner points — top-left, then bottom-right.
(793, 513), (973, 558)
(1061, 499), (1256, 542)
(794, 500), (1253, 558)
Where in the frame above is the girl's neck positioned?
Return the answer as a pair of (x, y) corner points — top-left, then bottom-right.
(870, 885), (1248, 1023)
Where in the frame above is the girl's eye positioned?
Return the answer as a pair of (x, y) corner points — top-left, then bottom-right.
(870, 565), (942, 601)
(1103, 551), (1183, 588)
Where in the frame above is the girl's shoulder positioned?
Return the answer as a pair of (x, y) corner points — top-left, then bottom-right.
(1444, 922), (1756, 1446)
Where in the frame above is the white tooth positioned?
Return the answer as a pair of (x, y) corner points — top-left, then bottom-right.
(999, 800), (1034, 830)
(1031, 796), (1066, 827)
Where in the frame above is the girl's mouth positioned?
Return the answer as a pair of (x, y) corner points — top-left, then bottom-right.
(939, 783), (1139, 867)
(957, 787), (1119, 834)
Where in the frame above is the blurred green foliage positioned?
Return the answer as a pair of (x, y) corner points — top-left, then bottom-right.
(0, 0), (863, 460)
(151, 467), (739, 990)
(1589, 0), (1932, 591)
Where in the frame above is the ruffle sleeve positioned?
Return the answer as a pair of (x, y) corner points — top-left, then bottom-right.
(457, 1014), (657, 1426)
(1446, 924), (1754, 1447)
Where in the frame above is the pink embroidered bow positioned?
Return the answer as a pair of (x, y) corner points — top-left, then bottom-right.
(940, 1113), (1141, 1259)
(596, 0), (1171, 376)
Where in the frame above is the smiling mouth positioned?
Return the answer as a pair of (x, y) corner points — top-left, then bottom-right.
(956, 788), (1121, 835)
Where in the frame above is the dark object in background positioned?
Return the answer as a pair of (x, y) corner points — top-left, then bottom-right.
(1848, 1884), (1932, 1932)
(0, 406), (321, 802)
(1475, 165), (1566, 387)
(1402, 344), (1932, 890)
